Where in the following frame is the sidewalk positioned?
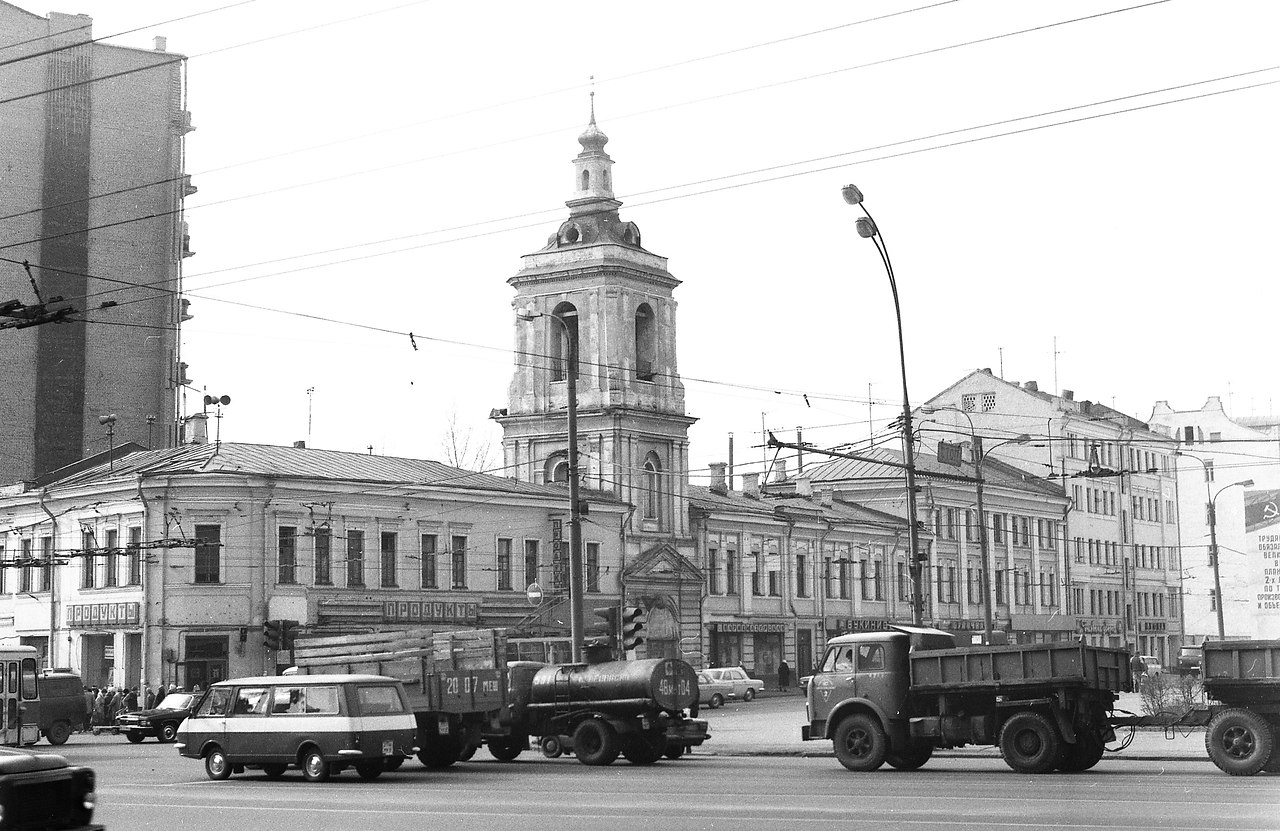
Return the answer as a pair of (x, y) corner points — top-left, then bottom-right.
(696, 690), (1208, 762)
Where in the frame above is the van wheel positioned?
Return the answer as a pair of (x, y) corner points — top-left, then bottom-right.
(159, 722), (179, 743)
(262, 764), (286, 779)
(301, 748), (331, 782)
(383, 756), (404, 771)
(204, 746), (232, 781)
(1206, 708), (1274, 776)
(573, 719), (619, 766)
(355, 761), (383, 780)
(999, 712), (1062, 774)
(125, 732), (144, 744)
(46, 720), (72, 746)
(832, 713), (887, 772)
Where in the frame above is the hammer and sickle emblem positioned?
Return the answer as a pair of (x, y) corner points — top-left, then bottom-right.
(1264, 501), (1279, 521)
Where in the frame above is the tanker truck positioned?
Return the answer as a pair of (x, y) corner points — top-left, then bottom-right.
(486, 657), (710, 766)
(803, 625), (1129, 773)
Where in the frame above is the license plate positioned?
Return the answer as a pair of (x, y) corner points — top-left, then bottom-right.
(382, 740), (393, 756)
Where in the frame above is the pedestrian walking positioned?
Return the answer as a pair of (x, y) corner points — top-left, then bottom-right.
(92, 688), (105, 728)
(145, 686), (156, 710)
(778, 660), (791, 692)
(82, 688), (94, 732)
(1130, 652), (1146, 693)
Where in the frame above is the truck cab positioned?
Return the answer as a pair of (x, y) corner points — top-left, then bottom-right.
(806, 631), (913, 746)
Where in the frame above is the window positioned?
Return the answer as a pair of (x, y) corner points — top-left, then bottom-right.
(707, 548), (719, 595)
(898, 561), (910, 602)
(1204, 460), (1215, 482)
(297, 686), (339, 715)
(497, 538), (513, 590)
(860, 560), (873, 600)
(380, 532), (398, 587)
(194, 524), (221, 584)
(634, 303), (656, 381)
(315, 528), (332, 585)
(451, 535), (467, 588)
(127, 526), (142, 585)
(796, 553), (807, 597)
(838, 559), (850, 599)
(981, 392), (996, 412)
(726, 551), (737, 595)
(643, 455), (662, 523)
(420, 534), (437, 588)
(586, 542), (600, 592)
(103, 530), (118, 587)
(81, 530), (95, 589)
(549, 303), (578, 382)
(752, 551), (763, 596)
(357, 685), (406, 715)
(768, 570), (780, 597)
(346, 530), (365, 587)
(991, 514), (1005, 544)
(278, 527), (297, 584)
(524, 540), (539, 589)
(995, 569), (1005, 605)
(1209, 588), (1218, 612)
(961, 393), (977, 412)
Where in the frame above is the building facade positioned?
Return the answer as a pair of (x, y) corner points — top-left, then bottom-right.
(0, 443), (628, 688)
(921, 371), (1183, 663)
(1148, 396), (1280, 640)
(0, 2), (194, 485)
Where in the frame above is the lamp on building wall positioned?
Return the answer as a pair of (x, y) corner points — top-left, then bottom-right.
(516, 304), (585, 662)
(843, 185), (924, 625)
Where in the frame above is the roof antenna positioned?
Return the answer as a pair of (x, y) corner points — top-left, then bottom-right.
(589, 76), (596, 124)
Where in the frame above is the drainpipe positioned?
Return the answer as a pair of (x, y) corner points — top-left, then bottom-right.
(38, 490), (58, 669)
(136, 475), (151, 695)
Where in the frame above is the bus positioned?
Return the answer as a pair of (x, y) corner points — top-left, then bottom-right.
(1, 646), (40, 746)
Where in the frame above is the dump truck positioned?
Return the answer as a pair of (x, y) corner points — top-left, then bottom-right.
(1113, 638), (1280, 776)
(291, 627), (505, 767)
(803, 625), (1129, 773)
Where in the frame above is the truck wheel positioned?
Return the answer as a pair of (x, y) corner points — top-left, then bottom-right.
(540, 735), (564, 758)
(621, 733), (665, 765)
(664, 743), (686, 760)
(204, 746), (232, 781)
(832, 713), (887, 772)
(999, 712), (1062, 774)
(573, 719), (620, 766)
(488, 737), (525, 762)
(46, 720), (72, 746)
(1058, 729), (1106, 772)
(886, 741), (933, 771)
(417, 736), (463, 768)
(1206, 708), (1274, 776)
(458, 742), (478, 761)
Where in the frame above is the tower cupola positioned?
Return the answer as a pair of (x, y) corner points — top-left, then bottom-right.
(568, 94), (619, 216)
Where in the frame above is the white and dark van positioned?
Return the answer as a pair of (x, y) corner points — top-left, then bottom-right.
(176, 674), (418, 781)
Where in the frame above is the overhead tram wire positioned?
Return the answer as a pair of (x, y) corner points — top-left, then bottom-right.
(0, 0), (1174, 241)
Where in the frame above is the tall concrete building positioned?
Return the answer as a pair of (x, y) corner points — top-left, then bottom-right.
(0, 3), (194, 485)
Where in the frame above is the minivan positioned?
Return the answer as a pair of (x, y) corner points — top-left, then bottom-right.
(37, 671), (86, 746)
(175, 674), (418, 781)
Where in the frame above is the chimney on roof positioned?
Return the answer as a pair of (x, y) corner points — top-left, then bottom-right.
(154, 36), (167, 51)
(774, 460), (787, 483)
(1062, 389), (1074, 401)
(709, 462), (728, 496)
(795, 477), (812, 497)
(741, 472), (760, 497)
(817, 487), (834, 507)
(182, 413), (208, 445)
(1024, 381), (1039, 392)
(293, 440), (307, 449)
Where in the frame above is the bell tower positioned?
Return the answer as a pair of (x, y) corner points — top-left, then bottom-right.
(496, 106), (695, 539)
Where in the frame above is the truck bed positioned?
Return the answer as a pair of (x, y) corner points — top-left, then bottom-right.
(909, 642), (1129, 693)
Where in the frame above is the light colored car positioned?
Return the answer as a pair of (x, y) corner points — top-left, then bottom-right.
(1139, 655), (1164, 676)
(705, 667), (765, 702)
(696, 671), (735, 709)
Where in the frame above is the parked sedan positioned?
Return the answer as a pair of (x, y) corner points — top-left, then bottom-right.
(117, 692), (199, 743)
(696, 671), (735, 709)
(704, 667), (765, 702)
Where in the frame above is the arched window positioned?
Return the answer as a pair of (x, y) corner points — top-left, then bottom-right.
(643, 453), (663, 523)
(550, 302), (579, 383)
(581, 170), (590, 191)
(635, 303), (655, 381)
(545, 453), (569, 484)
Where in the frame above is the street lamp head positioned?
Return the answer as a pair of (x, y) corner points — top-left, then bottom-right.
(1013, 433), (1032, 444)
(841, 184), (865, 206)
(1240, 479), (1255, 488)
(855, 217), (878, 239)
(515, 304), (537, 322)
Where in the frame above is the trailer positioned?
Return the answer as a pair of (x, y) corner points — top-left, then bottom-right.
(804, 625), (1130, 773)
(1112, 638), (1280, 776)
(291, 627), (505, 768)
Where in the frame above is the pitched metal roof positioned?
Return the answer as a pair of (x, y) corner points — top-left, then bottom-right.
(803, 445), (1065, 498)
(687, 484), (910, 531)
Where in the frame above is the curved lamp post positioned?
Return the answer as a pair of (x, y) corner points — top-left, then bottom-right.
(517, 305), (585, 662)
(922, 406), (1030, 643)
(843, 184), (924, 625)
(1209, 478), (1253, 639)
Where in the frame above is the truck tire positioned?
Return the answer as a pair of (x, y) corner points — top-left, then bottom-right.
(487, 737), (525, 762)
(573, 719), (619, 766)
(832, 713), (887, 772)
(417, 736), (463, 768)
(1206, 708), (1274, 776)
(540, 735), (565, 758)
(1058, 729), (1106, 772)
(621, 733), (665, 765)
(886, 741), (933, 771)
(999, 712), (1062, 774)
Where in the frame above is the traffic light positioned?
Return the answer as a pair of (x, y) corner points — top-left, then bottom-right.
(621, 605), (646, 652)
(263, 619), (282, 651)
(586, 606), (618, 649)
(280, 620), (300, 651)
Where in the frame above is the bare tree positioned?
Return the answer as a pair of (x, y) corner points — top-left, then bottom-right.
(440, 411), (497, 472)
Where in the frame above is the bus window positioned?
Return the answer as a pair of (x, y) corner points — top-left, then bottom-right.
(20, 659), (37, 699)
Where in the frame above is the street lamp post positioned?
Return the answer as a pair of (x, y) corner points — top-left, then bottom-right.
(1209, 478), (1253, 640)
(517, 306), (585, 662)
(843, 184), (924, 625)
(922, 407), (1029, 644)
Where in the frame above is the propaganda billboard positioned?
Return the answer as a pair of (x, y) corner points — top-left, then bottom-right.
(1244, 487), (1280, 639)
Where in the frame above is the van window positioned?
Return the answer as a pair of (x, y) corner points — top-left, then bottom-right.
(356, 685), (406, 715)
(232, 687), (269, 716)
(198, 688), (232, 716)
(269, 685), (339, 715)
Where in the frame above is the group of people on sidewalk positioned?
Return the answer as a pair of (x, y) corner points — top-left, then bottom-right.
(80, 683), (183, 732)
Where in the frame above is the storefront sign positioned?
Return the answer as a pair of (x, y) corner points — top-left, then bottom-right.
(935, 619), (992, 632)
(1077, 618), (1122, 634)
(66, 602), (140, 628)
(832, 618), (890, 633)
(1138, 620), (1167, 633)
(710, 622), (785, 633)
(383, 600), (479, 624)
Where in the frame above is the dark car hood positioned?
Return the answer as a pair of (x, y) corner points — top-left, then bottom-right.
(0, 748), (69, 773)
(121, 705), (189, 719)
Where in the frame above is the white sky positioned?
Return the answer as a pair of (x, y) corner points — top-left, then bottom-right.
(46, 0), (1280, 482)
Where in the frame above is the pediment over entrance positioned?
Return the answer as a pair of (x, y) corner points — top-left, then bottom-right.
(622, 542), (702, 583)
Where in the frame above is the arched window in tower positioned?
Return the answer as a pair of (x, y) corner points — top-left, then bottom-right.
(635, 303), (656, 382)
(643, 453), (663, 524)
(581, 169), (590, 191)
(545, 452), (569, 484)
(550, 302), (579, 383)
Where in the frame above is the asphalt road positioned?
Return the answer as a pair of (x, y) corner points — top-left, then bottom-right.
(36, 721), (1280, 831)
